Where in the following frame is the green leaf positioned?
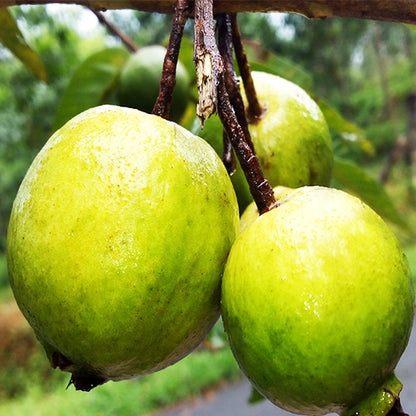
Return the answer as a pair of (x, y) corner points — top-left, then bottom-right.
(317, 99), (374, 155)
(53, 47), (129, 130)
(248, 386), (265, 404)
(332, 157), (410, 230)
(0, 8), (47, 82)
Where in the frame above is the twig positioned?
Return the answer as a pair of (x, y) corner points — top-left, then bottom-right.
(90, 9), (138, 53)
(152, 0), (191, 119)
(217, 79), (278, 214)
(231, 13), (265, 122)
(217, 13), (254, 151)
(193, 0), (277, 215)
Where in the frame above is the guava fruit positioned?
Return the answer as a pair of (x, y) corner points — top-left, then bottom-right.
(7, 105), (239, 391)
(117, 45), (191, 122)
(191, 72), (333, 212)
(243, 72), (333, 189)
(222, 186), (414, 416)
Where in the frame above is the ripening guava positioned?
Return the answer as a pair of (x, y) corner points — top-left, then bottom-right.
(117, 45), (191, 122)
(222, 186), (414, 416)
(191, 72), (333, 212)
(7, 105), (239, 391)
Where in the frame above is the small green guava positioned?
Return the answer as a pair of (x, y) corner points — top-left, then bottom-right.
(222, 186), (414, 416)
(7, 105), (239, 391)
(191, 72), (333, 212)
(117, 45), (191, 122)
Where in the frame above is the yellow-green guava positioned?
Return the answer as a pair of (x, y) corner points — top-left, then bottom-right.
(117, 45), (191, 122)
(221, 186), (414, 416)
(191, 72), (333, 212)
(7, 105), (239, 391)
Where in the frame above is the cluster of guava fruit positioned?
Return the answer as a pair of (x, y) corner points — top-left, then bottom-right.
(6, 69), (414, 416)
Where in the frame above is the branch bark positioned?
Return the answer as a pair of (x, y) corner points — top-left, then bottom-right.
(2, 1), (416, 24)
(152, 0), (191, 119)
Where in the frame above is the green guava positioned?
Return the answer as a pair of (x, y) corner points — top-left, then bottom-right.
(191, 72), (333, 212)
(117, 45), (191, 122)
(7, 105), (239, 391)
(243, 72), (333, 188)
(221, 186), (414, 416)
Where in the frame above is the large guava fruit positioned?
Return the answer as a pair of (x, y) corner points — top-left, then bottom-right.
(222, 186), (414, 416)
(7, 105), (239, 391)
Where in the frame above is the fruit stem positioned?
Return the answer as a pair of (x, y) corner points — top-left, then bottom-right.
(152, 0), (191, 120)
(217, 79), (278, 214)
(231, 13), (266, 123)
(193, 0), (278, 214)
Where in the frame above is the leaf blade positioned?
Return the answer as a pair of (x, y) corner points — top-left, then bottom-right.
(53, 47), (129, 130)
(0, 8), (47, 82)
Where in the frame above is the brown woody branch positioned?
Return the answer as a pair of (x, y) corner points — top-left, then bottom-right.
(193, 0), (277, 214)
(231, 13), (265, 123)
(2, 1), (416, 24)
(152, 0), (191, 119)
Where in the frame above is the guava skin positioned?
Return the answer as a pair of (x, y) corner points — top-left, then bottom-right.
(7, 105), (239, 389)
(117, 45), (191, 122)
(221, 186), (414, 415)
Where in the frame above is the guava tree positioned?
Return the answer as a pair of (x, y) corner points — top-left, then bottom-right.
(1, 1), (416, 416)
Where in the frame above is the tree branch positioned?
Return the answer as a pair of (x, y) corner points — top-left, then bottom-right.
(231, 13), (265, 123)
(3, 1), (416, 24)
